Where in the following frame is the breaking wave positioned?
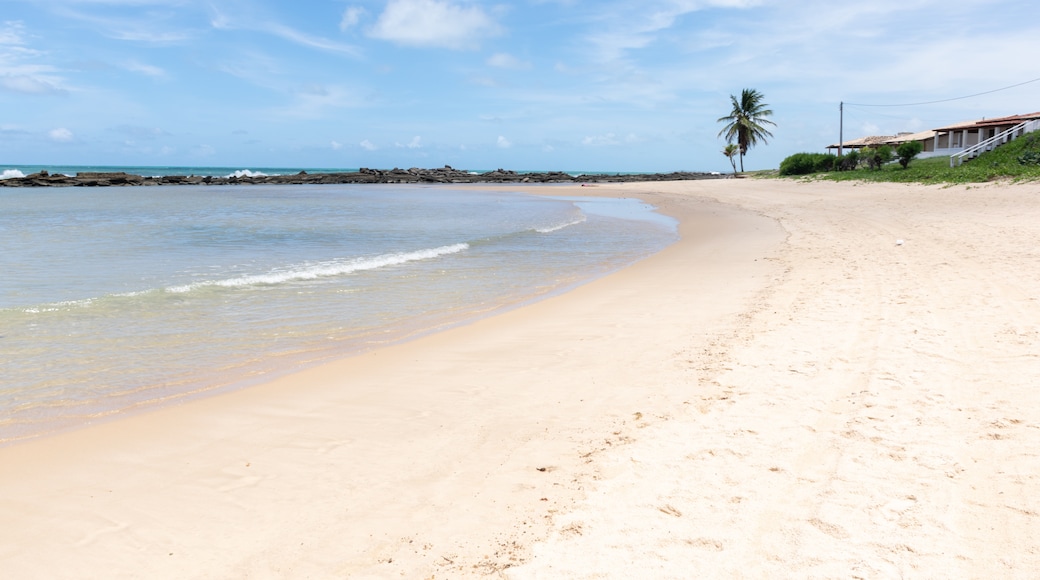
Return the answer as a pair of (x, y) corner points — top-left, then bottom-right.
(166, 243), (469, 293)
(535, 215), (587, 233)
(224, 169), (270, 178)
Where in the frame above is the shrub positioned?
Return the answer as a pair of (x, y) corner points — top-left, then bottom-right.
(896, 141), (924, 169)
(1017, 134), (1040, 165)
(1019, 151), (1040, 166)
(779, 153), (817, 176)
(836, 150), (860, 171)
(862, 146), (894, 170)
(778, 152), (837, 176)
(813, 154), (836, 172)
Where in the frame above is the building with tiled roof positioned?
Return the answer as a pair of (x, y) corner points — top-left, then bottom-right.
(827, 112), (1040, 158)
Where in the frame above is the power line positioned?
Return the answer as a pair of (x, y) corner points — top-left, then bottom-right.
(836, 74), (1040, 155)
(845, 75), (1040, 107)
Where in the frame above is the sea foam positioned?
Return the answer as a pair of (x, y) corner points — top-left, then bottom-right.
(167, 243), (469, 293)
(225, 169), (270, 178)
(0, 169), (26, 180)
(536, 215), (587, 234)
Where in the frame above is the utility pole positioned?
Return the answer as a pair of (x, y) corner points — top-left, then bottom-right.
(839, 101), (844, 157)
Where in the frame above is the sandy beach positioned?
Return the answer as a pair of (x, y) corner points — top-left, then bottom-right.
(2, 178), (1039, 578)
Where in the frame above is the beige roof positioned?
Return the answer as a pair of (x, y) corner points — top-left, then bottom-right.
(886, 129), (937, 143)
(934, 112), (1040, 132)
(826, 135), (894, 149)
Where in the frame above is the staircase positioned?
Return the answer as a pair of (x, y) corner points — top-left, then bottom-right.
(951, 119), (1040, 167)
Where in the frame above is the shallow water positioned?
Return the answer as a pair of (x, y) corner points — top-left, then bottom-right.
(0, 184), (676, 444)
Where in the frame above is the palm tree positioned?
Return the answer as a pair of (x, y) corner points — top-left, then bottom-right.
(722, 143), (739, 175)
(717, 88), (775, 172)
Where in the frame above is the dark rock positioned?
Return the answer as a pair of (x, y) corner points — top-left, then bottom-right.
(0, 167), (727, 188)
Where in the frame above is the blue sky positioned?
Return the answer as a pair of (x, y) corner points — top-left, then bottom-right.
(2, 0), (1039, 172)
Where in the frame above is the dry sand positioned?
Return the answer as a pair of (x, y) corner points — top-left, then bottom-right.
(2, 179), (1039, 578)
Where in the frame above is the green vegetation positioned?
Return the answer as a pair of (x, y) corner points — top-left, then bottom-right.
(860, 145), (893, 170)
(896, 141), (924, 169)
(776, 132), (1040, 184)
(717, 88), (776, 173)
(779, 152), (834, 176)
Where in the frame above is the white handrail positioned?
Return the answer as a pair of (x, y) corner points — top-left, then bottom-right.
(951, 119), (1040, 167)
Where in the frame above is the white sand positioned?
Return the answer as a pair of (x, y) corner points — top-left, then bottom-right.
(2, 179), (1039, 578)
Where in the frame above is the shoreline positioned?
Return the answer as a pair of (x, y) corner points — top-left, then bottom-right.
(3, 179), (1040, 577)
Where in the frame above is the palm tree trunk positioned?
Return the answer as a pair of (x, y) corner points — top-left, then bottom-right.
(739, 153), (744, 173)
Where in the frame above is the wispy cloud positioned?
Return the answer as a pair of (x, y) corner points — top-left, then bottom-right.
(0, 21), (69, 95)
(487, 53), (531, 70)
(209, 6), (362, 58)
(340, 6), (367, 32)
(262, 23), (362, 58)
(577, 0), (762, 64)
(396, 136), (422, 149)
(49, 127), (74, 142)
(52, 7), (197, 44)
(121, 60), (166, 78)
(582, 132), (619, 146)
(369, 0), (502, 49)
(275, 84), (367, 118)
(0, 20), (28, 45)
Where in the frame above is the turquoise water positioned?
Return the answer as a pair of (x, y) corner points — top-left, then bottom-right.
(0, 184), (676, 444)
(0, 164), (625, 179)
(1, 165), (361, 179)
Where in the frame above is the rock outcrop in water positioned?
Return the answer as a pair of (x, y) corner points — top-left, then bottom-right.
(0, 167), (726, 187)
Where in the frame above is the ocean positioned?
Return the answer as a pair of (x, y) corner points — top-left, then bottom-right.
(0, 182), (677, 445)
(0, 164), (616, 180)
(1, 165), (364, 180)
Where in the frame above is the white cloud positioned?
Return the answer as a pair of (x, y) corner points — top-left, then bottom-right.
(209, 8), (360, 57)
(0, 74), (65, 94)
(360, 139), (378, 151)
(55, 8), (194, 44)
(264, 22), (361, 57)
(48, 127), (74, 142)
(0, 22), (69, 95)
(0, 20), (27, 45)
(497, 135), (512, 148)
(369, 0), (502, 49)
(340, 6), (366, 31)
(191, 144), (216, 157)
(581, 0), (764, 64)
(395, 136), (423, 148)
(122, 60), (166, 78)
(331, 140), (343, 150)
(276, 84), (365, 119)
(487, 53), (531, 70)
(582, 132), (620, 146)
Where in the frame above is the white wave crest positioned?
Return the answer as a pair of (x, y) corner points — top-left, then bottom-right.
(1, 169), (26, 180)
(167, 243), (469, 293)
(535, 215), (587, 233)
(20, 298), (95, 313)
(225, 169), (269, 178)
